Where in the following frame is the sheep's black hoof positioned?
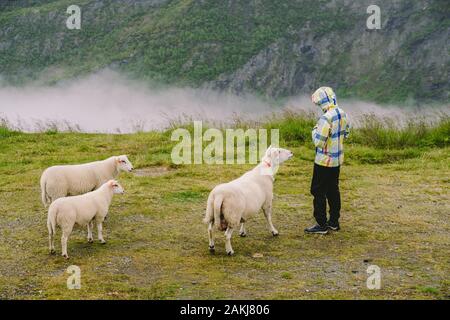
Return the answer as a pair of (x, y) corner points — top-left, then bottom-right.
(50, 249), (56, 255)
(272, 231), (279, 237)
(100, 240), (106, 245)
(88, 239), (94, 243)
(227, 251), (234, 256)
(62, 254), (69, 260)
(209, 246), (215, 253)
(239, 232), (247, 237)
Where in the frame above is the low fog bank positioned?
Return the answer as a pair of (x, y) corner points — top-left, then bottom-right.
(0, 70), (276, 133)
(0, 70), (448, 133)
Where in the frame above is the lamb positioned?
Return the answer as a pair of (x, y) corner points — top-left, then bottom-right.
(47, 180), (124, 259)
(40, 155), (133, 207)
(203, 146), (293, 255)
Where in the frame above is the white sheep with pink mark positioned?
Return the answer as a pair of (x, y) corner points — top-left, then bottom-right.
(203, 146), (293, 255)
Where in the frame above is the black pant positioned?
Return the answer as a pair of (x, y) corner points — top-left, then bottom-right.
(310, 163), (341, 227)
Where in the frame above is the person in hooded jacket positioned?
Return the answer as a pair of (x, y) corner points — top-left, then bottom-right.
(305, 87), (350, 234)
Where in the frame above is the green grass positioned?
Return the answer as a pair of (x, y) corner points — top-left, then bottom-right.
(0, 116), (449, 299)
(0, 119), (19, 138)
(348, 114), (450, 148)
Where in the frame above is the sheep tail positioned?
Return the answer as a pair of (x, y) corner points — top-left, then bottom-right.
(47, 205), (57, 237)
(203, 194), (214, 224)
(203, 193), (224, 229)
(212, 194), (224, 230)
(40, 178), (50, 208)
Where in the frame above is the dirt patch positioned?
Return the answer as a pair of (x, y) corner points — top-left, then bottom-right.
(133, 166), (171, 177)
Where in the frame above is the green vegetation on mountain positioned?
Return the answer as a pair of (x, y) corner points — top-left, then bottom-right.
(0, 0), (449, 103)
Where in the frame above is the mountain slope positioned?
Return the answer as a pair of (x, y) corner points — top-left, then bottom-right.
(0, 0), (448, 103)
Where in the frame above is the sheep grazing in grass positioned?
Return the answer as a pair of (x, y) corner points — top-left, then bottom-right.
(40, 155), (133, 207)
(47, 180), (124, 259)
(203, 146), (293, 256)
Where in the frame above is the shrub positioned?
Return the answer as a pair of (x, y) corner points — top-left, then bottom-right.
(264, 110), (316, 145)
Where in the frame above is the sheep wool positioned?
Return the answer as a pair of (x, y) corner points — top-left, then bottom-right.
(47, 180), (124, 259)
(40, 155), (133, 207)
(203, 146), (293, 256)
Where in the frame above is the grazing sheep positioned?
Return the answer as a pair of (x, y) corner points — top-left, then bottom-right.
(203, 146), (293, 255)
(40, 155), (133, 207)
(47, 180), (124, 259)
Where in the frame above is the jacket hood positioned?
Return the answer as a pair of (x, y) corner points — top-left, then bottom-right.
(311, 87), (338, 112)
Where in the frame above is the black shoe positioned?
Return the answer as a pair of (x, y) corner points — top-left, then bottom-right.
(304, 224), (328, 234)
(327, 221), (340, 231)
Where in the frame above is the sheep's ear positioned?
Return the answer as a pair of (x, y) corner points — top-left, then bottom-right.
(265, 145), (272, 156)
(109, 180), (115, 187)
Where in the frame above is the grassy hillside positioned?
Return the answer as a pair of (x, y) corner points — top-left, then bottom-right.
(0, 0), (448, 103)
(0, 115), (449, 299)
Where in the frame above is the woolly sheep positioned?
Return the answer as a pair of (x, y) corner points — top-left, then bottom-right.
(203, 146), (293, 255)
(47, 180), (124, 259)
(40, 155), (133, 207)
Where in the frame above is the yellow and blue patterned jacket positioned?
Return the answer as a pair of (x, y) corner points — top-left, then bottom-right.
(311, 87), (350, 167)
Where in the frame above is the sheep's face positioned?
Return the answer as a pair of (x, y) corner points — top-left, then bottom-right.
(273, 147), (293, 164)
(265, 146), (293, 165)
(117, 155), (134, 172)
(110, 181), (125, 194)
(260, 146), (293, 176)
